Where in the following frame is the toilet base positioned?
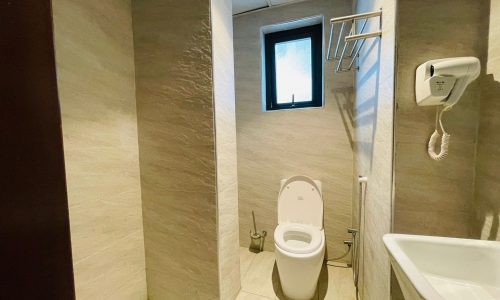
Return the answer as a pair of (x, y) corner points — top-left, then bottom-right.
(275, 241), (325, 300)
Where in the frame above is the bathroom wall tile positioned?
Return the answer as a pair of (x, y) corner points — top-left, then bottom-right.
(52, 0), (147, 298)
(62, 146), (144, 263)
(73, 231), (147, 300)
(392, 0), (488, 297)
(234, 0), (354, 263)
(132, 0), (239, 298)
(139, 186), (219, 299)
(395, 1), (482, 230)
(395, 141), (476, 183)
(395, 210), (471, 238)
(394, 171), (472, 213)
(212, 0), (241, 298)
(474, 0), (500, 242)
(393, 140), (476, 232)
(394, 0), (486, 238)
(353, 0), (396, 299)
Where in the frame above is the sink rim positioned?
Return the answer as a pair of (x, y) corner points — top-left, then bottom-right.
(384, 233), (500, 300)
(384, 234), (445, 300)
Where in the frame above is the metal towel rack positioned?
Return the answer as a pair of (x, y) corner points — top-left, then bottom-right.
(326, 10), (382, 72)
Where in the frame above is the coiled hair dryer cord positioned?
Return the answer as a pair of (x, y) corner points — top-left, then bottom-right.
(428, 106), (452, 161)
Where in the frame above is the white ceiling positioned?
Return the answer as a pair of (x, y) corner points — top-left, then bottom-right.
(232, 0), (304, 15)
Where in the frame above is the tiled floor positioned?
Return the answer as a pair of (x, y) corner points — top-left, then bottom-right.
(237, 247), (357, 300)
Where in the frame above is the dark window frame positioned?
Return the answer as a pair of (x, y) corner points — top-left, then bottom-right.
(264, 23), (323, 111)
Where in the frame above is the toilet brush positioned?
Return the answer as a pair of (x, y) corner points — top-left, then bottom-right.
(249, 211), (267, 253)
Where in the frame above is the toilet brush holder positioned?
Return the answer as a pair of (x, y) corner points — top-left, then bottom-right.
(249, 210), (267, 253)
(249, 230), (267, 253)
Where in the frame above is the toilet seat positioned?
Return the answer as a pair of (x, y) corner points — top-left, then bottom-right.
(274, 222), (323, 255)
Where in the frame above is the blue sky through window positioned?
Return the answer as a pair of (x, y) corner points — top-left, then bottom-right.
(274, 37), (312, 104)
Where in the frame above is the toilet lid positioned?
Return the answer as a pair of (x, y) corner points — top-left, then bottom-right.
(277, 175), (323, 228)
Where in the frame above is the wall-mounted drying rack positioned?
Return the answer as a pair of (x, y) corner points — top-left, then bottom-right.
(327, 10), (382, 72)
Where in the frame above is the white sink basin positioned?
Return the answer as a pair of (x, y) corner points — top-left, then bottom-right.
(383, 234), (500, 300)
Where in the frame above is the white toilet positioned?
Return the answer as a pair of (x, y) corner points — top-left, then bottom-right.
(274, 175), (325, 300)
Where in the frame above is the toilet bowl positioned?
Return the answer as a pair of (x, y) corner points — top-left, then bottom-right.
(274, 176), (325, 300)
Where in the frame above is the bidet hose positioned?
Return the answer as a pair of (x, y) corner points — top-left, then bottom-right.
(326, 243), (352, 263)
(428, 106), (452, 161)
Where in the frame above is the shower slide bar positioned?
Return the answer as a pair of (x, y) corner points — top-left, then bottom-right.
(326, 10), (382, 72)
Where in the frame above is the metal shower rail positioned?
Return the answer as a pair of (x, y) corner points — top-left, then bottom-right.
(326, 10), (382, 72)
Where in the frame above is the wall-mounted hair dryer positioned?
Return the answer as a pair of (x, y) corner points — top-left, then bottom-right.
(415, 57), (481, 160)
(416, 57), (480, 107)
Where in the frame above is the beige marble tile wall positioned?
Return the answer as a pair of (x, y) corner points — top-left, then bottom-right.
(132, 0), (238, 299)
(212, 0), (241, 299)
(132, 1), (218, 298)
(353, 0), (396, 299)
(474, 0), (500, 241)
(52, 0), (147, 299)
(234, 0), (355, 262)
(391, 1), (487, 299)
(394, 0), (486, 239)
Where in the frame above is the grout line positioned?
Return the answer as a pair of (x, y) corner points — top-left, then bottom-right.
(239, 289), (276, 300)
(240, 250), (257, 283)
(240, 250), (278, 299)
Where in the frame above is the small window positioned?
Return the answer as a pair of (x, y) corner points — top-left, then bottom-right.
(264, 24), (323, 111)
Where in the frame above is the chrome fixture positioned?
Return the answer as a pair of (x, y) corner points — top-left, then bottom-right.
(327, 10), (382, 72)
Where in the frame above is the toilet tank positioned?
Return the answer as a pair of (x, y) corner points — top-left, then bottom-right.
(277, 175), (323, 228)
